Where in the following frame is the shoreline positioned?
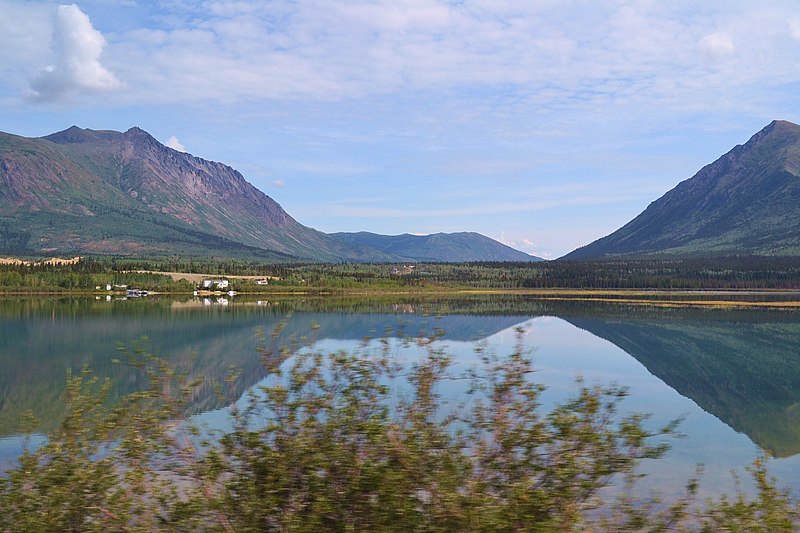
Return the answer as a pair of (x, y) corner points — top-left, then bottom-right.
(2, 287), (800, 309)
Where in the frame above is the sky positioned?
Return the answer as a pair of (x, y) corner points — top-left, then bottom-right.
(1, 1), (799, 259)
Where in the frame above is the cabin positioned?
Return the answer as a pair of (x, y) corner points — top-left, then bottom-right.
(390, 265), (416, 276)
(202, 279), (230, 290)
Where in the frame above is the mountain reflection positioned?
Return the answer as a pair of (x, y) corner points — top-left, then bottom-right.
(557, 306), (800, 458)
(2, 296), (800, 459)
(0, 297), (529, 436)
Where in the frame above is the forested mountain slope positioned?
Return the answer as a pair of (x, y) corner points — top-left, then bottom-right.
(0, 126), (395, 261)
(565, 120), (800, 259)
(330, 231), (541, 262)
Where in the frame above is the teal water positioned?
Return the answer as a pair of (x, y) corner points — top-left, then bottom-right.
(1, 295), (799, 499)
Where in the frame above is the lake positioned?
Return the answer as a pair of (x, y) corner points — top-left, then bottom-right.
(1, 294), (799, 500)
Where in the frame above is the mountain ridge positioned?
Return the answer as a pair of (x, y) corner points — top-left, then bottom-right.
(564, 120), (800, 259)
(0, 126), (533, 262)
(0, 126), (417, 261)
(330, 231), (542, 262)
(3, 126), (359, 260)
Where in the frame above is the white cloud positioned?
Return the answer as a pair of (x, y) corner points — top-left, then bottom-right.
(61, 0), (791, 118)
(5, 0), (800, 259)
(495, 230), (511, 247)
(698, 32), (735, 59)
(29, 4), (121, 102)
(0, 2), (51, 70)
(165, 135), (187, 152)
(493, 233), (543, 256)
(326, 192), (642, 219)
(272, 179), (285, 188)
(790, 18), (800, 41)
(0, 0), (795, 115)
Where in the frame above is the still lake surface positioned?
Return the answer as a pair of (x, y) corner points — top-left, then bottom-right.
(1, 294), (799, 499)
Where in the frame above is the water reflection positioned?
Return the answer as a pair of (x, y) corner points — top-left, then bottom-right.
(0, 297), (529, 436)
(1, 295), (800, 494)
(562, 313), (800, 458)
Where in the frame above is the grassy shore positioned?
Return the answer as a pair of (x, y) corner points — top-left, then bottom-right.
(5, 285), (800, 310)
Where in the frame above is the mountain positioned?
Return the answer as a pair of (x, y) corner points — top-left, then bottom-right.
(0, 126), (395, 261)
(565, 120), (800, 259)
(329, 231), (542, 262)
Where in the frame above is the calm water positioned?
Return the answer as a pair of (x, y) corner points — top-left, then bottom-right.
(1, 295), (799, 499)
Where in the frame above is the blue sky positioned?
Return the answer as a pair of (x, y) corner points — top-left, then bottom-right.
(1, 1), (799, 258)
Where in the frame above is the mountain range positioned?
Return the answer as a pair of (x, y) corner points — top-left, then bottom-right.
(565, 120), (800, 259)
(0, 126), (529, 262)
(3, 120), (800, 263)
(329, 231), (540, 262)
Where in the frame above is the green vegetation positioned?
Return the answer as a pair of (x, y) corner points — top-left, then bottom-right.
(0, 259), (194, 292)
(0, 127), (394, 262)
(329, 231), (540, 262)
(260, 256), (800, 290)
(1, 331), (798, 531)
(4, 255), (800, 293)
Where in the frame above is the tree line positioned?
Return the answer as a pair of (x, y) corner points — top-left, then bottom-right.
(4, 255), (800, 291)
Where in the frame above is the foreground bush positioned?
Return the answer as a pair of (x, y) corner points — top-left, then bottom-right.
(0, 332), (798, 531)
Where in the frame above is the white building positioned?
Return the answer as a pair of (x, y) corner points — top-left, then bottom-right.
(202, 279), (230, 289)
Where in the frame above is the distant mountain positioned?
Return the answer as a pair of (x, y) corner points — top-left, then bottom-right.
(329, 231), (542, 262)
(0, 126), (395, 261)
(565, 120), (800, 259)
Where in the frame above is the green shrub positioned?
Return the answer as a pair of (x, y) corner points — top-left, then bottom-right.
(0, 331), (797, 531)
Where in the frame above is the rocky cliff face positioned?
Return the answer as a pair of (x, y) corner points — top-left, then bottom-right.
(0, 126), (392, 260)
(45, 127), (296, 244)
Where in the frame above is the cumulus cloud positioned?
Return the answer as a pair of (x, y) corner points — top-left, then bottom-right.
(699, 32), (735, 59)
(494, 233), (542, 256)
(272, 179), (285, 188)
(165, 135), (187, 152)
(29, 4), (121, 101)
(495, 231), (511, 246)
(518, 238), (547, 257)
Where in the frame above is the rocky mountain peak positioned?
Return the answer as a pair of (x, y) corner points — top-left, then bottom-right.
(1, 124), (403, 261)
(43, 126), (123, 145)
(43, 125), (99, 144)
(746, 119), (799, 145)
(120, 126), (162, 151)
(563, 119), (800, 259)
